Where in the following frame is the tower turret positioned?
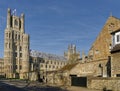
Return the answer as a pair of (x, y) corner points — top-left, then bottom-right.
(21, 13), (25, 33)
(7, 8), (11, 28)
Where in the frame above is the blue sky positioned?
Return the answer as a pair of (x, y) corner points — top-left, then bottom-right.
(0, 0), (120, 57)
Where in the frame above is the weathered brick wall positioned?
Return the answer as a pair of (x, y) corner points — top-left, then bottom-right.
(88, 77), (120, 91)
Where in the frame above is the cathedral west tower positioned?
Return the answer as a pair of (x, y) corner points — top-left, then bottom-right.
(4, 8), (30, 79)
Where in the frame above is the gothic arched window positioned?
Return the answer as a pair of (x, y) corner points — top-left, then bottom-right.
(14, 19), (18, 26)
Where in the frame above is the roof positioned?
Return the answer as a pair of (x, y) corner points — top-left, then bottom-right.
(111, 44), (120, 53)
(30, 50), (67, 61)
(59, 62), (78, 71)
(111, 28), (120, 34)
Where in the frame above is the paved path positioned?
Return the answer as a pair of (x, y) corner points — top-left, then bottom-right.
(0, 81), (27, 91)
(0, 80), (102, 91)
(66, 86), (102, 91)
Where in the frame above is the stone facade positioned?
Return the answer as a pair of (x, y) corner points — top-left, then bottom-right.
(4, 8), (30, 79)
(88, 77), (120, 91)
(30, 50), (67, 81)
(111, 52), (120, 77)
(111, 29), (120, 77)
(69, 60), (108, 77)
(88, 16), (120, 61)
(0, 58), (4, 76)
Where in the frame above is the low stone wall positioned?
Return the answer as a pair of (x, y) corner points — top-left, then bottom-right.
(88, 77), (120, 91)
(70, 59), (108, 77)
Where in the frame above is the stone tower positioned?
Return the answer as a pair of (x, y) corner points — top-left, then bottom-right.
(64, 44), (80, 64)
(4, 8), (30, 79)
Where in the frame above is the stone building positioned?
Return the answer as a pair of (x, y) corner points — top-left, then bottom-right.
(64, 44), (80, 64)
(30, 50), (67, 81)
(29, 57), (43, 81)
(48, 16), (120, 89)
(88, 16), (120, 62)
(85, 15), (120, 77)
(111, 28), (120, 77)
(4, 8), (30, 79)
(0, 58), (4, 76)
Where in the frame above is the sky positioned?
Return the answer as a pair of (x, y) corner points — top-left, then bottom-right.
(0, 0), (120, 58)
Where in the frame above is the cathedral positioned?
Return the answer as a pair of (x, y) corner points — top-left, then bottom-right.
(4, 8), (30, 79)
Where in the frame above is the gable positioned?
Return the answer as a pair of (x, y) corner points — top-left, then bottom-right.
(88, 16), (120, 61)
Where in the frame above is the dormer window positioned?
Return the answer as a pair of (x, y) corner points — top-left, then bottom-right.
(115, 32), (120, 44)
(111, 29), (120, 53)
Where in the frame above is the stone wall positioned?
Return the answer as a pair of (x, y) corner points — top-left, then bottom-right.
(70, 59), (108, 77)
(29, 72), (38, 81)
(88, 77), (120, 91)
(0, 58), (4, 76)
(111, 52), (120, 77)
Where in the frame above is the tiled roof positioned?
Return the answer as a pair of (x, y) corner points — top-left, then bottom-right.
(111, 44), (120, 53)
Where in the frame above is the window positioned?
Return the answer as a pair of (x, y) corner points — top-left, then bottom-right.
(117, 35), (120, 42)
(40, 64), (43, 68)
(20, 65), (22, 70)
(15, 34), (17, 39)
(5, 43), (8, 48)
(15, 52), (17, 57)
(14, 19), (18, 26)
(9, 33), (11, 38)
(18, 35), (20, 40)
(95, 50), (99, 54)
(6, 33), (8, 37)
(15, 45), (17, 50)
(20, 53), (22, 57)
(115, 32), (120, 44)
(20, 46), (22, 51)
